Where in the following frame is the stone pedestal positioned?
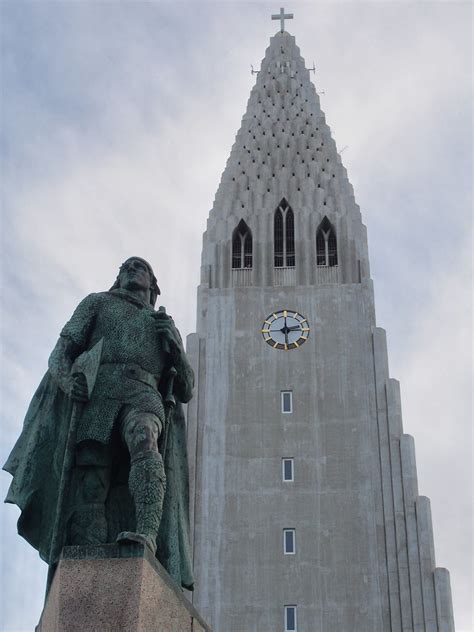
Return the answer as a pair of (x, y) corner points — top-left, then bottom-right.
(37, 543), (211, 632)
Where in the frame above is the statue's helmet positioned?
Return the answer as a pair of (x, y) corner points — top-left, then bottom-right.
(109, 256), (161, 306)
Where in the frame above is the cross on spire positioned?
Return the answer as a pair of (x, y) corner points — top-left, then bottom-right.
(271, 7), (294, 33)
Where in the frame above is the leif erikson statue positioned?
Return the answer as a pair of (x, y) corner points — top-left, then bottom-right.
(3, 257), (194, 591)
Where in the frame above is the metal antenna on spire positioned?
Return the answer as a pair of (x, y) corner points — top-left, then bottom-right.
(272, 7), (294, 33)
(251, 64), (259, 76)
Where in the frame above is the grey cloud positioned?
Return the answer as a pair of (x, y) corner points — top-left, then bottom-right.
(1, 3), (471, 630)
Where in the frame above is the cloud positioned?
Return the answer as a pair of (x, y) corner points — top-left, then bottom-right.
(1, 3), (471, 630)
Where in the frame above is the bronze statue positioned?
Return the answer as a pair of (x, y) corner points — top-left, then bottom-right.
(3, 257), (194, 591)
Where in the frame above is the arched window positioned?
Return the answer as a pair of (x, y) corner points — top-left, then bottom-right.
(232, 220), (253, 269)
(274, 209), (284, 267)
(274, 199), (295, 267)
(316, 216), (338, 267)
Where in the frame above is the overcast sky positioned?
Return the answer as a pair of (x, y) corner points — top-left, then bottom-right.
(0, 2), (472, 631)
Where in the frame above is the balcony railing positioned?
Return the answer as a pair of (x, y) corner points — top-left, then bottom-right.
(315, 265), (339, 284)
(232, 268), (253, 287)
(232, 266), (339, 287)
(273, 266), (296, 287)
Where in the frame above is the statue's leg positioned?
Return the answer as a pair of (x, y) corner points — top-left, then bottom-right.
(117, 409), (165, 554)
(69, 441), (111, 545)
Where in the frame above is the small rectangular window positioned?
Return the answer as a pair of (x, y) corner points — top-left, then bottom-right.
(285, 605), (297, 631)
(283, 529), (295, 554)
(282, 458), (294, 482)
(281, 391), (293, 413)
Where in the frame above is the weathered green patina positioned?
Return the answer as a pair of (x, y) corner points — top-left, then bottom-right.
(3, 257), (194, 591)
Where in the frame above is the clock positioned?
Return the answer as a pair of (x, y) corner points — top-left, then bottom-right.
(261, 310), (310, 350)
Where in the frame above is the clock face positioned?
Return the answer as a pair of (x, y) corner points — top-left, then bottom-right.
(261, 310), (310, 350)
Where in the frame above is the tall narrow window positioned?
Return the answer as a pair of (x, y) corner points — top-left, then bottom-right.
(285, 606), (297, 632)
(316, 216), (338, 267)
(274, 209), (284, 267)
(232, 220), (253, 269)
(281, 391), (293, 414)
(283, 529), (296, 554)
(286, 208), (295, 266)
(282, 458), (294, 482)
(243, 229), (253, 268)
(274, 199), (295, 267)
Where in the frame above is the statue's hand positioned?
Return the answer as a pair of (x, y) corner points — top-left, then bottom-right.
(152, 307), (182, 357)
(68, 373), (89, 402)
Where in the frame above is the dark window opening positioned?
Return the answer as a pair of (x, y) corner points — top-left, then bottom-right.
(285, 606), (297, 632)
(286, 209), (295, 267)
(281, 391), (293, 413)
(274, 199), (295, 267)
(232, 220), (253, 269)
(316, 216), (338, 267)
(284, 529), (295, 554)
(274, 209), (284, 267)
(283, 458), (294, 482)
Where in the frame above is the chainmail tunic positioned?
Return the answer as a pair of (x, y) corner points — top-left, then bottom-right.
(60, 290), (177, 444)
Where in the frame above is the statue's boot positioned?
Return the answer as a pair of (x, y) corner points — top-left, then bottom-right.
(117, 451), (166, 556)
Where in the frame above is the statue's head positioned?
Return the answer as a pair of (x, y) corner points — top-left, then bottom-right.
(110, 257), (160, 306)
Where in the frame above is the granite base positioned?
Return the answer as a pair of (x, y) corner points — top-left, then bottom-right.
(37, 543), (211, 632)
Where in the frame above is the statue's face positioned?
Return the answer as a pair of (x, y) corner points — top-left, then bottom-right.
(118, 258), (152, 294)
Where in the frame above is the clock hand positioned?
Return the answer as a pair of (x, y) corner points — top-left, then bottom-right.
(282, 316), (288, 344)
(286, 325), (301, 331)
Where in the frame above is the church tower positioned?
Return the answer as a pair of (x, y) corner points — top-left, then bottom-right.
(186, 14), (454, 632)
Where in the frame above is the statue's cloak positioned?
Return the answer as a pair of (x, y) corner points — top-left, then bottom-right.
(3, 372), (194, 591)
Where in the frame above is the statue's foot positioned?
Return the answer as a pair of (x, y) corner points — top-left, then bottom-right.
(116, 531), (157, 555)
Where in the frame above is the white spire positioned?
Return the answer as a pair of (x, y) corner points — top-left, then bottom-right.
(210, 31), (354, 223)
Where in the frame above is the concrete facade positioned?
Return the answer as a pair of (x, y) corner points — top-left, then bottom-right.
(187, 31), (454, 632)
